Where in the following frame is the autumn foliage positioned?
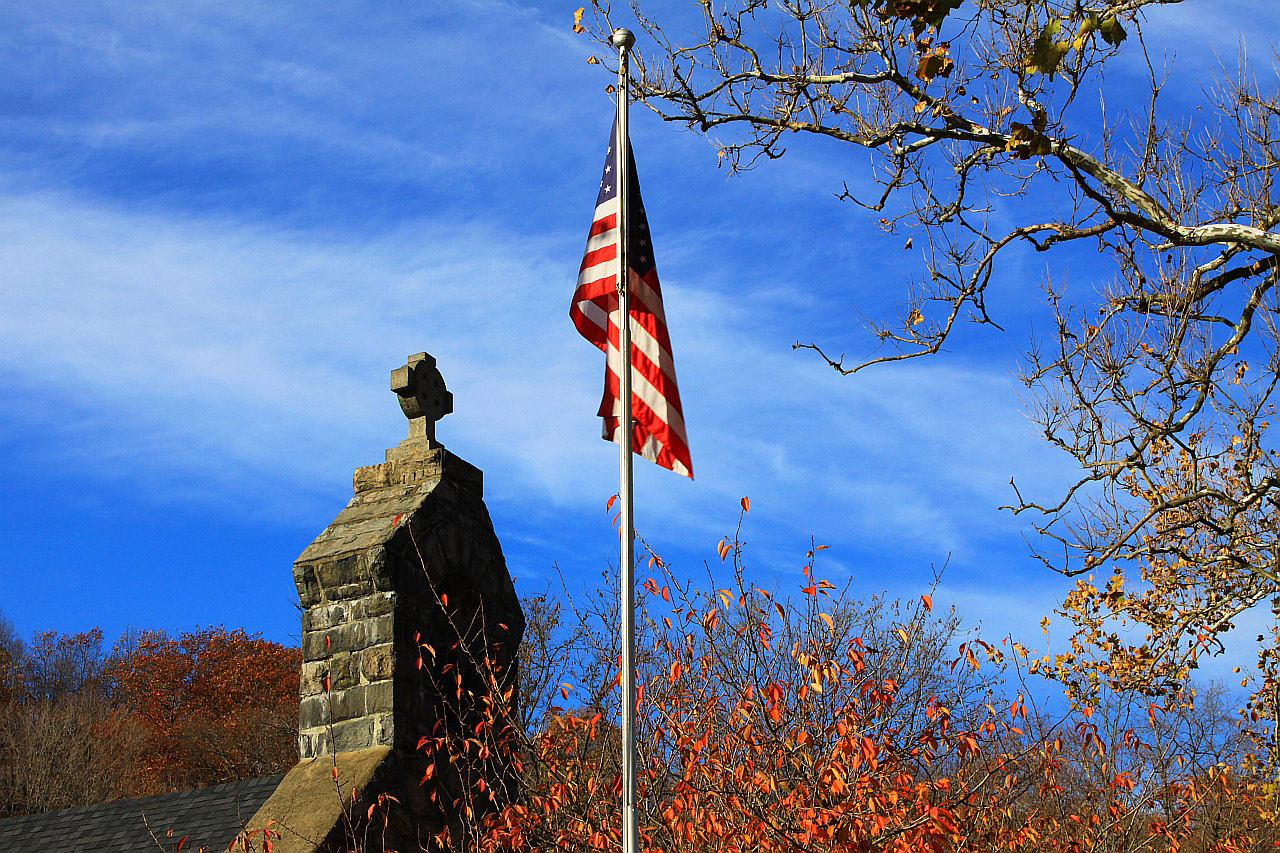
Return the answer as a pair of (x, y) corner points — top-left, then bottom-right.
(462, 521), (1279, 852)
(106, 627), (301, 794)
(0, 621), (299, 817)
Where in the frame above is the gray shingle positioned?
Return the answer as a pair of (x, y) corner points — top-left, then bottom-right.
(0, 776), (283, 853)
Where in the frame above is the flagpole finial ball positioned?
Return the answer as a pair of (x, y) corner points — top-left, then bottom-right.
(611, 28), (635, 51)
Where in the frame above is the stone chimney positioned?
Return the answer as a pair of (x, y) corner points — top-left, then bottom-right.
(244, 353), (525, 852)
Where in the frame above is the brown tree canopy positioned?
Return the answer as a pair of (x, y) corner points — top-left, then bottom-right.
(106, 627), (301, 794)
(579, 0), (1280, 708)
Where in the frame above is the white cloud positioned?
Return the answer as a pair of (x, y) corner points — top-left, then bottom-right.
(0, 185), (1065, 566)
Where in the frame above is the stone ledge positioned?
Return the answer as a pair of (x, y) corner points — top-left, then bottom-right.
(239, 747), (392, 853)
(354, 446), (482, 495)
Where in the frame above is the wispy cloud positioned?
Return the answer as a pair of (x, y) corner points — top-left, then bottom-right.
(0, 182), (1066, 613)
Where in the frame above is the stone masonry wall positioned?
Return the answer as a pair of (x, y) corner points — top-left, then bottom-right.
(292, 441), (523, 761)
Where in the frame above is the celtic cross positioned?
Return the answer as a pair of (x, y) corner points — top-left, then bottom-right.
(391, 352), (453, 448)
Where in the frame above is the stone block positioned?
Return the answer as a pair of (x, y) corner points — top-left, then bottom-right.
(357, 614), (394, 650)
(364, 680), (394, 715)
(294, 563), (322, 608)
(330, 652), (356, 690)
(359, 644), (394, 682)
(330, 685), (365, 722)
(299, 661), (326, 695)
(352, 591), (395, 620)
(299, 695), (328, 731)
(332, 716), (374, 753)
(301, 630), (331, 661)
(306, 602), (347, 632)
(315, 554), (364, 591)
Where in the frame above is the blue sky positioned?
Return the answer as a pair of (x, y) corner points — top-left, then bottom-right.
(0, 1), (1272, 679)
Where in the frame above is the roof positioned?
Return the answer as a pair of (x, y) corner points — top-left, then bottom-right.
(0, 775), (284, 853)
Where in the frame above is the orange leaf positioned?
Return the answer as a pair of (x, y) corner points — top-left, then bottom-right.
(716, 539), (730, 561)
(740, 496), (750, 512)
(920, 594), (933, 612)
(332, 766), (339, 781)
(607, 493), (618, 511)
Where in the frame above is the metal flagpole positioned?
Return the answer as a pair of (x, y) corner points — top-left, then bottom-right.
(611, 25), (639, 853)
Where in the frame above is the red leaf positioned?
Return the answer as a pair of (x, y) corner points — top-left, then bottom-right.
(606, 494), (618, 511)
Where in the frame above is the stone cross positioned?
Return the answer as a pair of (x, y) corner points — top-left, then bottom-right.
(391, 352), (453, 447)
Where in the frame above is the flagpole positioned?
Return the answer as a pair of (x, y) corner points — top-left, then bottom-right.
(611, 25), (639, 853)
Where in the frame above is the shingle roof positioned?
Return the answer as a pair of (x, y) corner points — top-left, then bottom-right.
(0, 776), (283, 853)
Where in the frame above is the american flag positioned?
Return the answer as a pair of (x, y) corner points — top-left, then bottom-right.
(571, 125), (693, 479)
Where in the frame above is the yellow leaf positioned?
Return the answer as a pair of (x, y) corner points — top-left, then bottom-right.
(572, 7), (586, 33)
(587, 55), (599, 65)
(819, 613), (834, 631)
(895, 628), (909, 644)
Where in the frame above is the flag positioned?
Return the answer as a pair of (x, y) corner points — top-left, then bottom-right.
(571, 125), (693, 479)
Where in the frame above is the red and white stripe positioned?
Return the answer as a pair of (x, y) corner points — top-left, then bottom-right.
(571, 180), (693, 478)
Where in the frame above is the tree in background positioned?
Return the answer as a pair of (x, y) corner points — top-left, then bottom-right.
(106, 627), (301, 794)
(577, 0), (1280, 719)
(0, 625), (145, 817)
(0, 618), (300, 817)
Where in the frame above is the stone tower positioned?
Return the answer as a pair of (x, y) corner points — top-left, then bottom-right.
(244, 353), (525, 852)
